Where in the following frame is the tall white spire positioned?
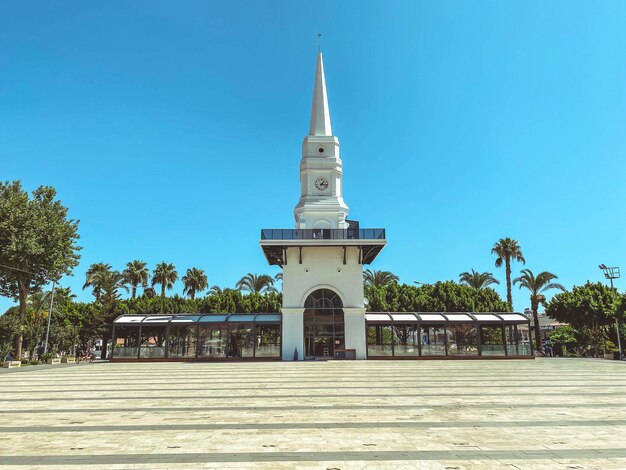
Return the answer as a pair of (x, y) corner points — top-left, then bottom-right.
(295, 48), (348, 230)
(309, 52), (332, 136)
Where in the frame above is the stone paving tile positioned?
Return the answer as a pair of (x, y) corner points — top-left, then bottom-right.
(1, 358), (625, 468)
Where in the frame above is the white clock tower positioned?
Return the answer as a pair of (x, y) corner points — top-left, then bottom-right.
(260, 48), (386, 361)
(294, 52), (349, 230)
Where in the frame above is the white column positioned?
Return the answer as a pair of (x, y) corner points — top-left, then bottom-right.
(343, 308), (367, 359)
(281, 308), (304, 361)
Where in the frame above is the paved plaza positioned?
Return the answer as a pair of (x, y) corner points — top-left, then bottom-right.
(1, 358), (626, 469)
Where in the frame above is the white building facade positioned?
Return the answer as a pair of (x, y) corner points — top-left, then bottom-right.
(260, 51), (386, 360)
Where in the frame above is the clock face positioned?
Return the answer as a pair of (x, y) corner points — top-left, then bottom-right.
(314, 177), (329, 191)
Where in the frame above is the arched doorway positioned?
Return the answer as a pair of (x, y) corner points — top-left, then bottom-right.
(303, 288), (345, 359)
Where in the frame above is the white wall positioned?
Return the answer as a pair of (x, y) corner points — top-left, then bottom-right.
(282, 246), (363, 308)
(344, 308), (367, 359)
(281, 308), (304, 361)
(281, 245), (366, 360)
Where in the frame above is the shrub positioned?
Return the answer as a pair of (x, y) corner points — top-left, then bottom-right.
(41, 352), (55, 362)
(30, 360), (40, 365)
(20, 359), (29, 365)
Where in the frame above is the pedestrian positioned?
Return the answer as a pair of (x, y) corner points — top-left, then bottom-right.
(36, 344), (44, 361)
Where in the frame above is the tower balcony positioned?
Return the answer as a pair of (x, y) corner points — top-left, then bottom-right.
(260, 228), (386, 266)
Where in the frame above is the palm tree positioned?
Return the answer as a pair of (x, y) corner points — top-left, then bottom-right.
(182, 267), (208, 300)
(513, 269), (566, 353)
(491, 238), (525, 308)
(459, 269), (500, 290)
(27, 290), (51, 315)
(152, 262), (178, 297)
(83, 263), (112, 302)
(274, 272), (283, 282)
(84, 264), (127, 305)
(208, 285), (223, 295)
(363, 269), (399, 287)
(53, 287), (76, 302)
(236, 273), (276, 294)
(99, 270), (129, 305)
(123, 260), (150, 299)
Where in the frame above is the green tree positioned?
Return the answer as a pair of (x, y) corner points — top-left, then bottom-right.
(182, 267), (208, 300)
(94, 270), (127, 359)
(363, 269), (399, 287)
(23, 290), (51, 358)
(98, 270), (129, 304)
(19, 286), (78, 358)
(142, 286), (157, 298)
(236, 273), (276, 294)
(546, 282), (620, 357)
(491, 238), (525, 308)
(459, 269), (500, 290)
(83, 263), (112, 302)
(208, 285), (223, 295)
(84, 263), (128, 304)
(123, 260), (150, 299)
(0, 308), (19, 361)
(0, 181), (81, 358)
(513, 269), (565, 353)
(549, 325), (582, 356)
(364, 282), (509, 313)
(152, 262), (178, 296)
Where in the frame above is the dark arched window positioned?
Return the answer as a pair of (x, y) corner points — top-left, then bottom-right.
(304, 288), (343, 310)
(304, 289), (344, 359)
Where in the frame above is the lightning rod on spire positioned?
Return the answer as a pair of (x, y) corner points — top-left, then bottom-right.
(317, 33), (321, 52)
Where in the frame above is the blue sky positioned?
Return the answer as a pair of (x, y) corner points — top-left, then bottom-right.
(1, 1), (626, 313)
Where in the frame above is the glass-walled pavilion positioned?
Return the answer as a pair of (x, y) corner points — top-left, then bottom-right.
(366, 312), (531, 358)
(112, 312), (532, 361)
(112, 313), (282, 361)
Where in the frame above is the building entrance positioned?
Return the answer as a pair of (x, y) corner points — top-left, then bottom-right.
(303, 289), (345, 359)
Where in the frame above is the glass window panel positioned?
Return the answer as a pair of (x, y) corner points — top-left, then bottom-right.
(447, 324), (478, 356)
(139, 325), (166, 359)
(505, 324), (530, 356)
(392, 324), (419, 356)
(170, 315), (201, 323)
(391, 314), (418, 322)
(114, 315), (144, 324)
(420, 325), (446, 356)
(198, 325), (228, 358)
(474, 314), (501, 322)
(367, 325), (393, 357)
(445, 314), (473, 322)
(228, 315), (257, 323)
(143, 316), (173, 324)
(418, 314), (446, 322)
(168, 325), (197, 358)
(254, 314), (282, 323)
(199, 315), (229, 323)
(113, 326), (139, 358)
(498, 313), (529, 323)
(256, 325), (281, 358)
(229, 324), (255, 358)
(480, 325), (505, 356)
(365, 314), (392, 322)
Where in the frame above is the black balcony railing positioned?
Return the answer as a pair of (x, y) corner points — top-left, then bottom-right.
(261, 228), (385, 241)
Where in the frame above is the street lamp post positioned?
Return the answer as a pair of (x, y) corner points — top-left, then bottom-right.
(43, 280), (57, 354)
(599, 264), (622, 359)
